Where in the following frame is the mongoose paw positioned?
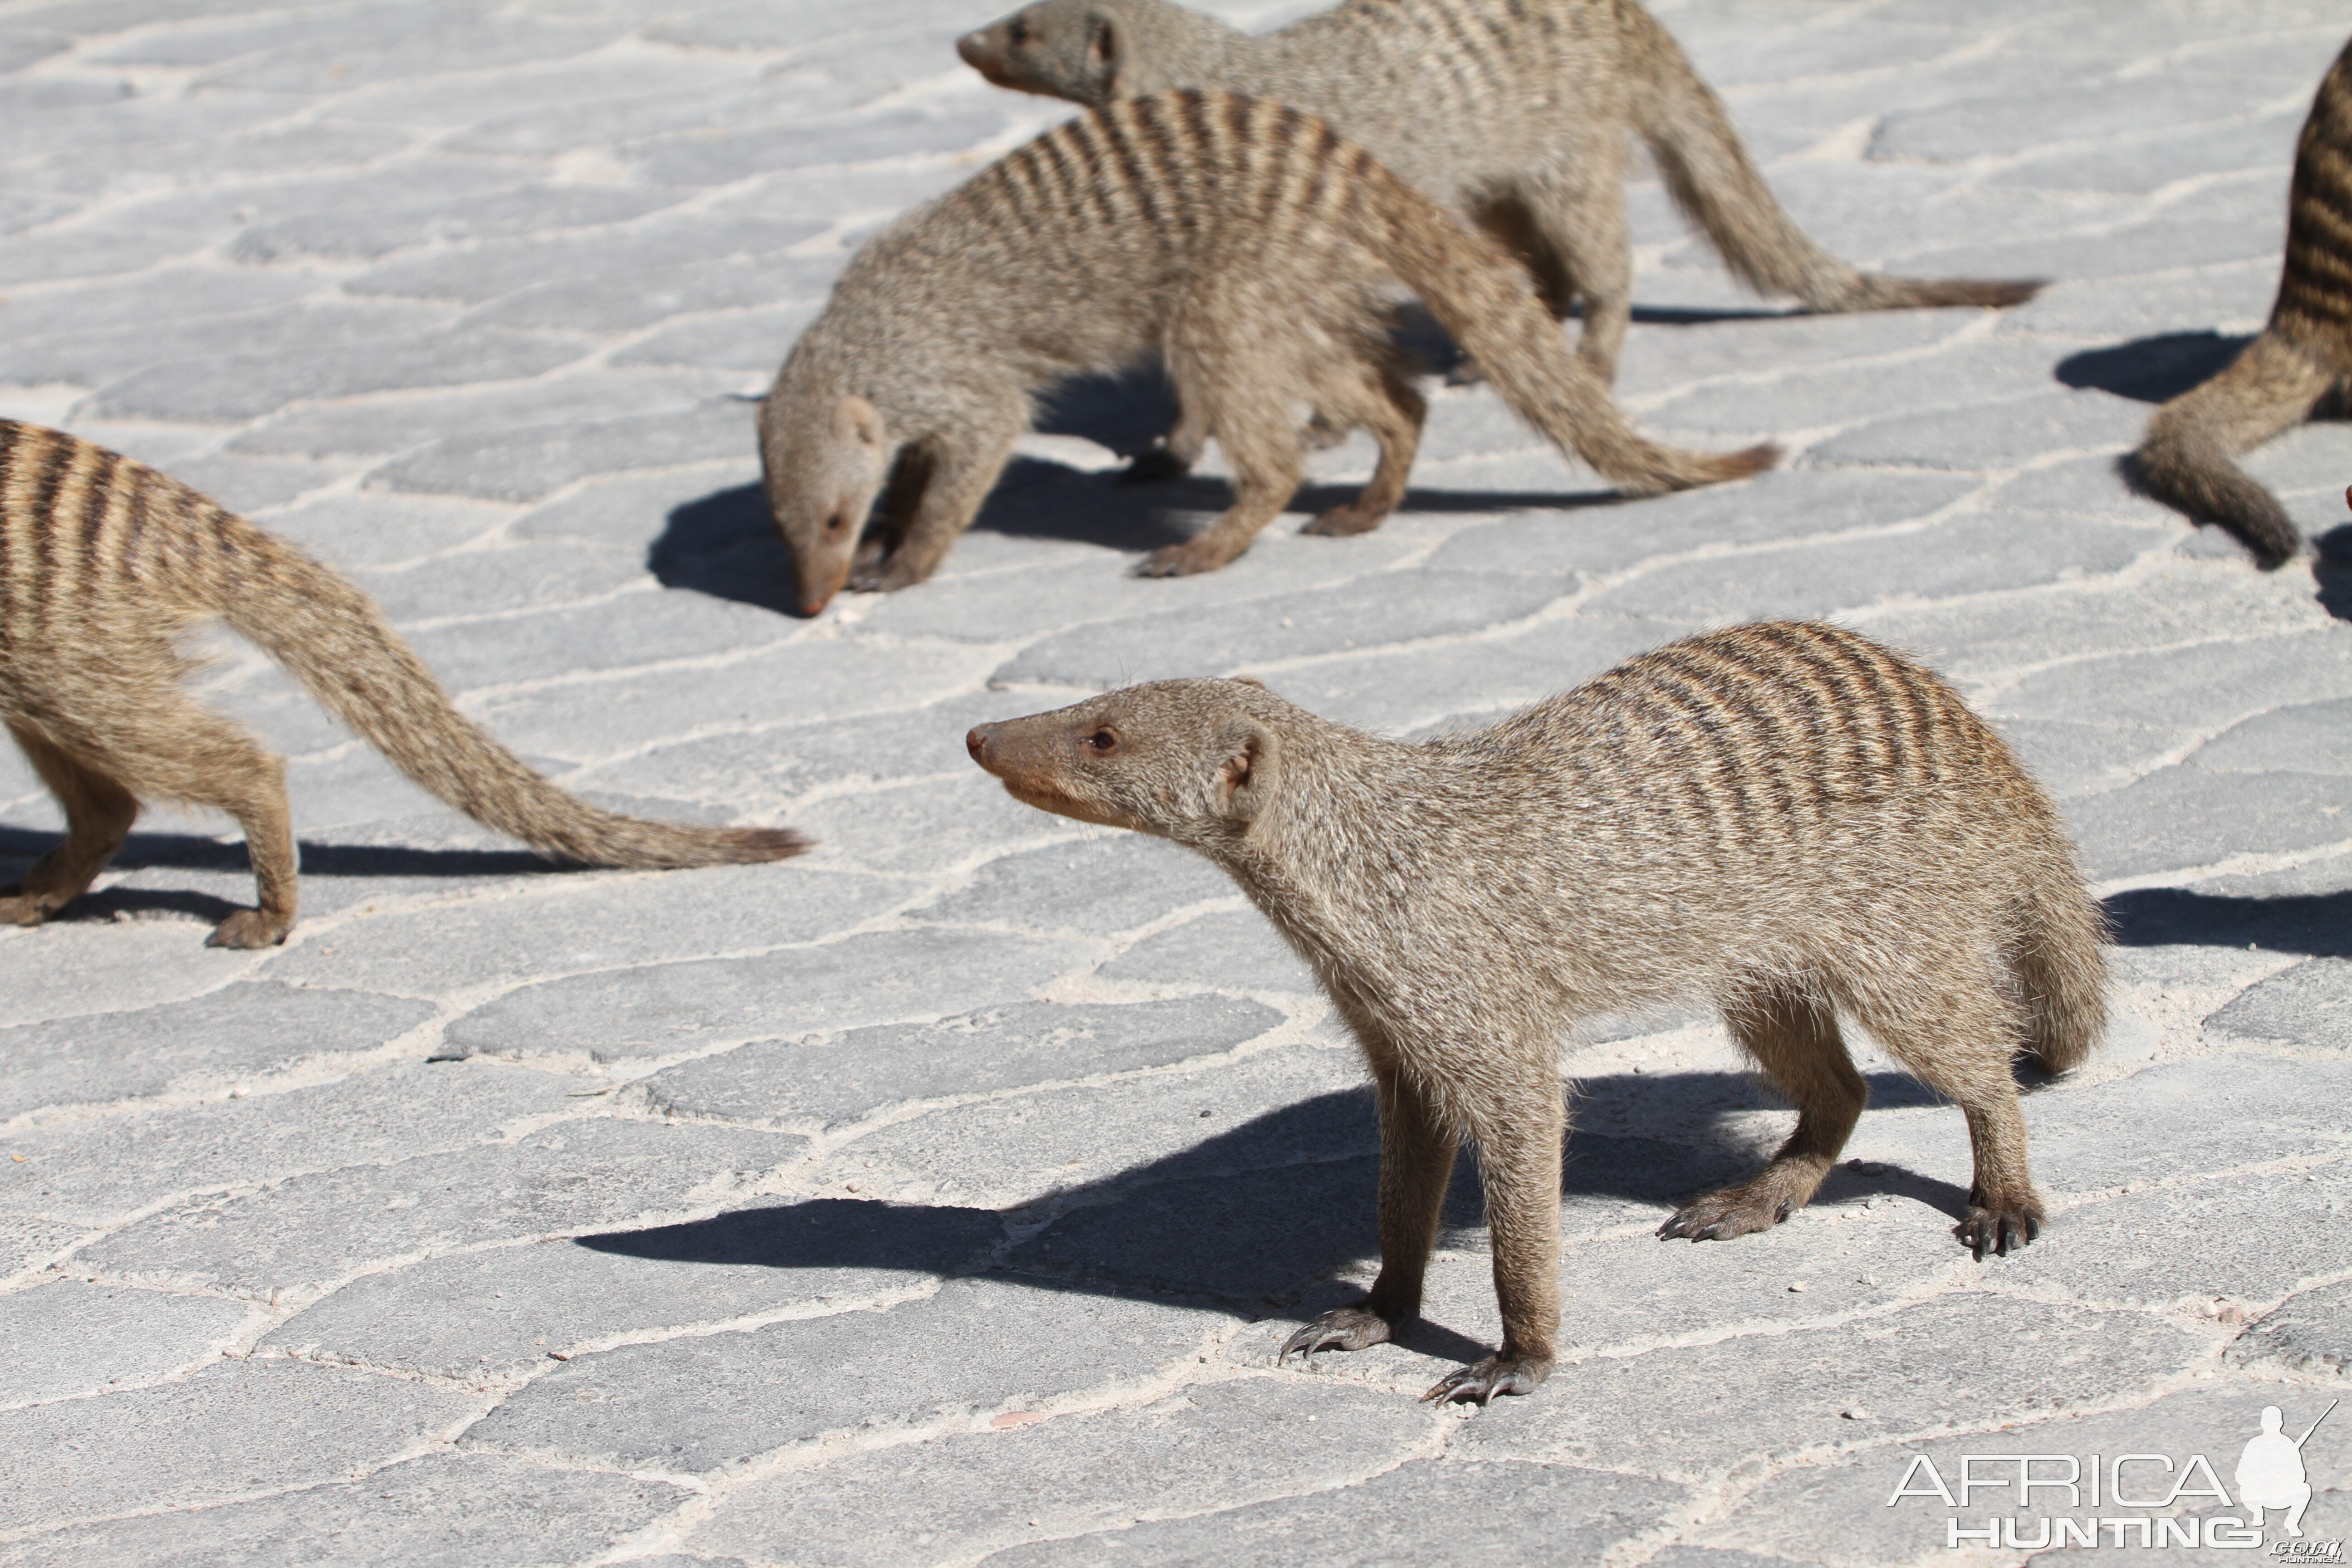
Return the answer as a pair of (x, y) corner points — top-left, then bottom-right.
(1117, 448), (1192, 485)
(1443, 359), (1488, 387)
(1134, 539), (1238, 578)
(1657, 1185), (1793, 1242)
(1279, 1304), (1396, 1366)
(1958, 1202), (2042, 1260)
(1421, 1352), (1551, 1406)
(1302, 504), (1387, 538)
(206, 909), (292, 949)
(0, 891), (49, 927)
(844, 558), (925, 594)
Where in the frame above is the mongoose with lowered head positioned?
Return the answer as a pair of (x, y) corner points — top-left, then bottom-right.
(966, 622), (2107, 1402)
(956, 0), (2043, 393)
(760, 89), (1774, 615)
(0, 420), (807, 949)
(2129, 34), (2352, 568)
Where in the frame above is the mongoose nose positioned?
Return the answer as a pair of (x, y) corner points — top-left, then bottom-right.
(965, 725), (993, 766)
(955, 31), (988, 67)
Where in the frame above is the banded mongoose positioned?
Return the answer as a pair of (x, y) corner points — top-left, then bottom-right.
(957, 0), (2043, 392)
(759, 89), (1774, 615)
(0, 420), (807, 949)
(2129, 34), (2352, 568)
(966, 622), (2108, 1402)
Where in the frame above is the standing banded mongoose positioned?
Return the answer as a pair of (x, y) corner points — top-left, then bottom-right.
(966, 622), (2108, 1402)
(760, 89), (1774, 614)
(0, 420), (807, 949)
(957, 0), (2043, 397)
(2129, 35), (2352, 568)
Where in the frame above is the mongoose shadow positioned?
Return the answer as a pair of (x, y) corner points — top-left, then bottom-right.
(2105, 885), (2352, 957)
(2316, 529), (2352, 621)
(572, 1068), (1972, 1360)
(0, 823), (556, 928)
(2056, 333), (2258, 406)
(655, 450), (1621, 618)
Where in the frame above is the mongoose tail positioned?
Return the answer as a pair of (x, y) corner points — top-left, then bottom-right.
(968, 622), (2105, 1402)
(2126, 37), (2352, 567)
(1618, 2), (2044, 316)
(216, 530), (811, 873)
(1366, 169), (1778, 493)
(2127, 336), (2325, 568)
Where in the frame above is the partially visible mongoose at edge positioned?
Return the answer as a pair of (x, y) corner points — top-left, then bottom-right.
(0, 420), (807, 949)
(957, 0), (2043, 390)
(2130, 34), (2352, 567)
(760, 89), (1773, 613)
(967, 622), (2107, 1402)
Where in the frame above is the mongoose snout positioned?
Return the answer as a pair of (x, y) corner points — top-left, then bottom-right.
(967, 625), (2108, 1403)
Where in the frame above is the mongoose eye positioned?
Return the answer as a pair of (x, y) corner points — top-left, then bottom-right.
(823, 512), (848, 539)
(1084, 728), (1119, 754)
(1008, 19), (1028, 44)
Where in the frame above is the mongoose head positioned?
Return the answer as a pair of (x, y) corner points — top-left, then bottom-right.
(957, 0), (1123, 103)
(967, 677), (1284, 846)
(757, 385), (891, 616)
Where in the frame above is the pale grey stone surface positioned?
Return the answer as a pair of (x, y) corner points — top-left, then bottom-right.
(4, 2), (2351, 1563)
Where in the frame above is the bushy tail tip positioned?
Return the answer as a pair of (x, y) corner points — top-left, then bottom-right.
(1838, 275), (2047, 312)
(1610, 440), (1781, 497)
(543, 820), (815, 870)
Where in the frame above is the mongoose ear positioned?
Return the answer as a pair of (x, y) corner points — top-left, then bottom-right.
(1229, 674), (1268, 690)
(832, 394), (884, 451)
(1088, 14), (1120, 91)
(1216, 722), (1278, 823)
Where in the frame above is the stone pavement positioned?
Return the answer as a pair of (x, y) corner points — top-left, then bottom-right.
(1, 0), (2350, 1562)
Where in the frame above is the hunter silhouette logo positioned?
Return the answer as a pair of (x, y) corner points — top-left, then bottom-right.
(2240, 1403), (2332, 1542)
(1887, 1400), (2339, 1553)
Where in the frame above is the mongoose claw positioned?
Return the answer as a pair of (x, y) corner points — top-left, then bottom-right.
(1279, 1305), (1395, 1365)
(1656, 1187), (1792, 1242)
(1421, 1353), (1551, 1406)
(206, 909), (292, 949)
(1958, 1205), (2042, 1260)
(1134, 539), (1236, 578)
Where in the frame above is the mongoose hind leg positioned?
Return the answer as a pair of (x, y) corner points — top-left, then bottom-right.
(1423, 1062), (1562, 1405)
(1845, 960), (2046, 1258)
(1521, 153), (1633, 385)
(1119, 400), (1212, 485)
(73, 700), (300, 948)
(1660, 983), (1864, 1242)
(0, 721), (140, 928)
(1301, 360), (1426, 539)
(1135, 375), (1303, 578)
(1283, 1061), (1454, 1366)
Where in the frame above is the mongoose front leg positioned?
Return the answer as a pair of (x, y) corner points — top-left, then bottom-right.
(847, 421), (1020, 595)
(1424, 1074), (1563, 1404)
(1661, 984), (1864, 1241)
(1283, 1063), (1454, 1365)
(1300, 363), (1425, 539)
(1, 723), (140, 928)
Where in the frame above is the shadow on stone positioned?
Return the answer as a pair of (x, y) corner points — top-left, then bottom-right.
(649, 482), (801, 616)
(2055, 331), (2250, 404)
(573, 1069), (1975, 1362)
(2106, 885), (2352, 957)
(2313, 532), (2352, 622)
(0, 824), (574, 926)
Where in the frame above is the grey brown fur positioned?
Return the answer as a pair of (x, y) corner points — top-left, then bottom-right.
(760, 89), (1773, 614)
(957, 0), (2043, 389)
(0, 420), (807, 949)
(2129, 35), (2352, 567)
(967, 622), (2107, 1402)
